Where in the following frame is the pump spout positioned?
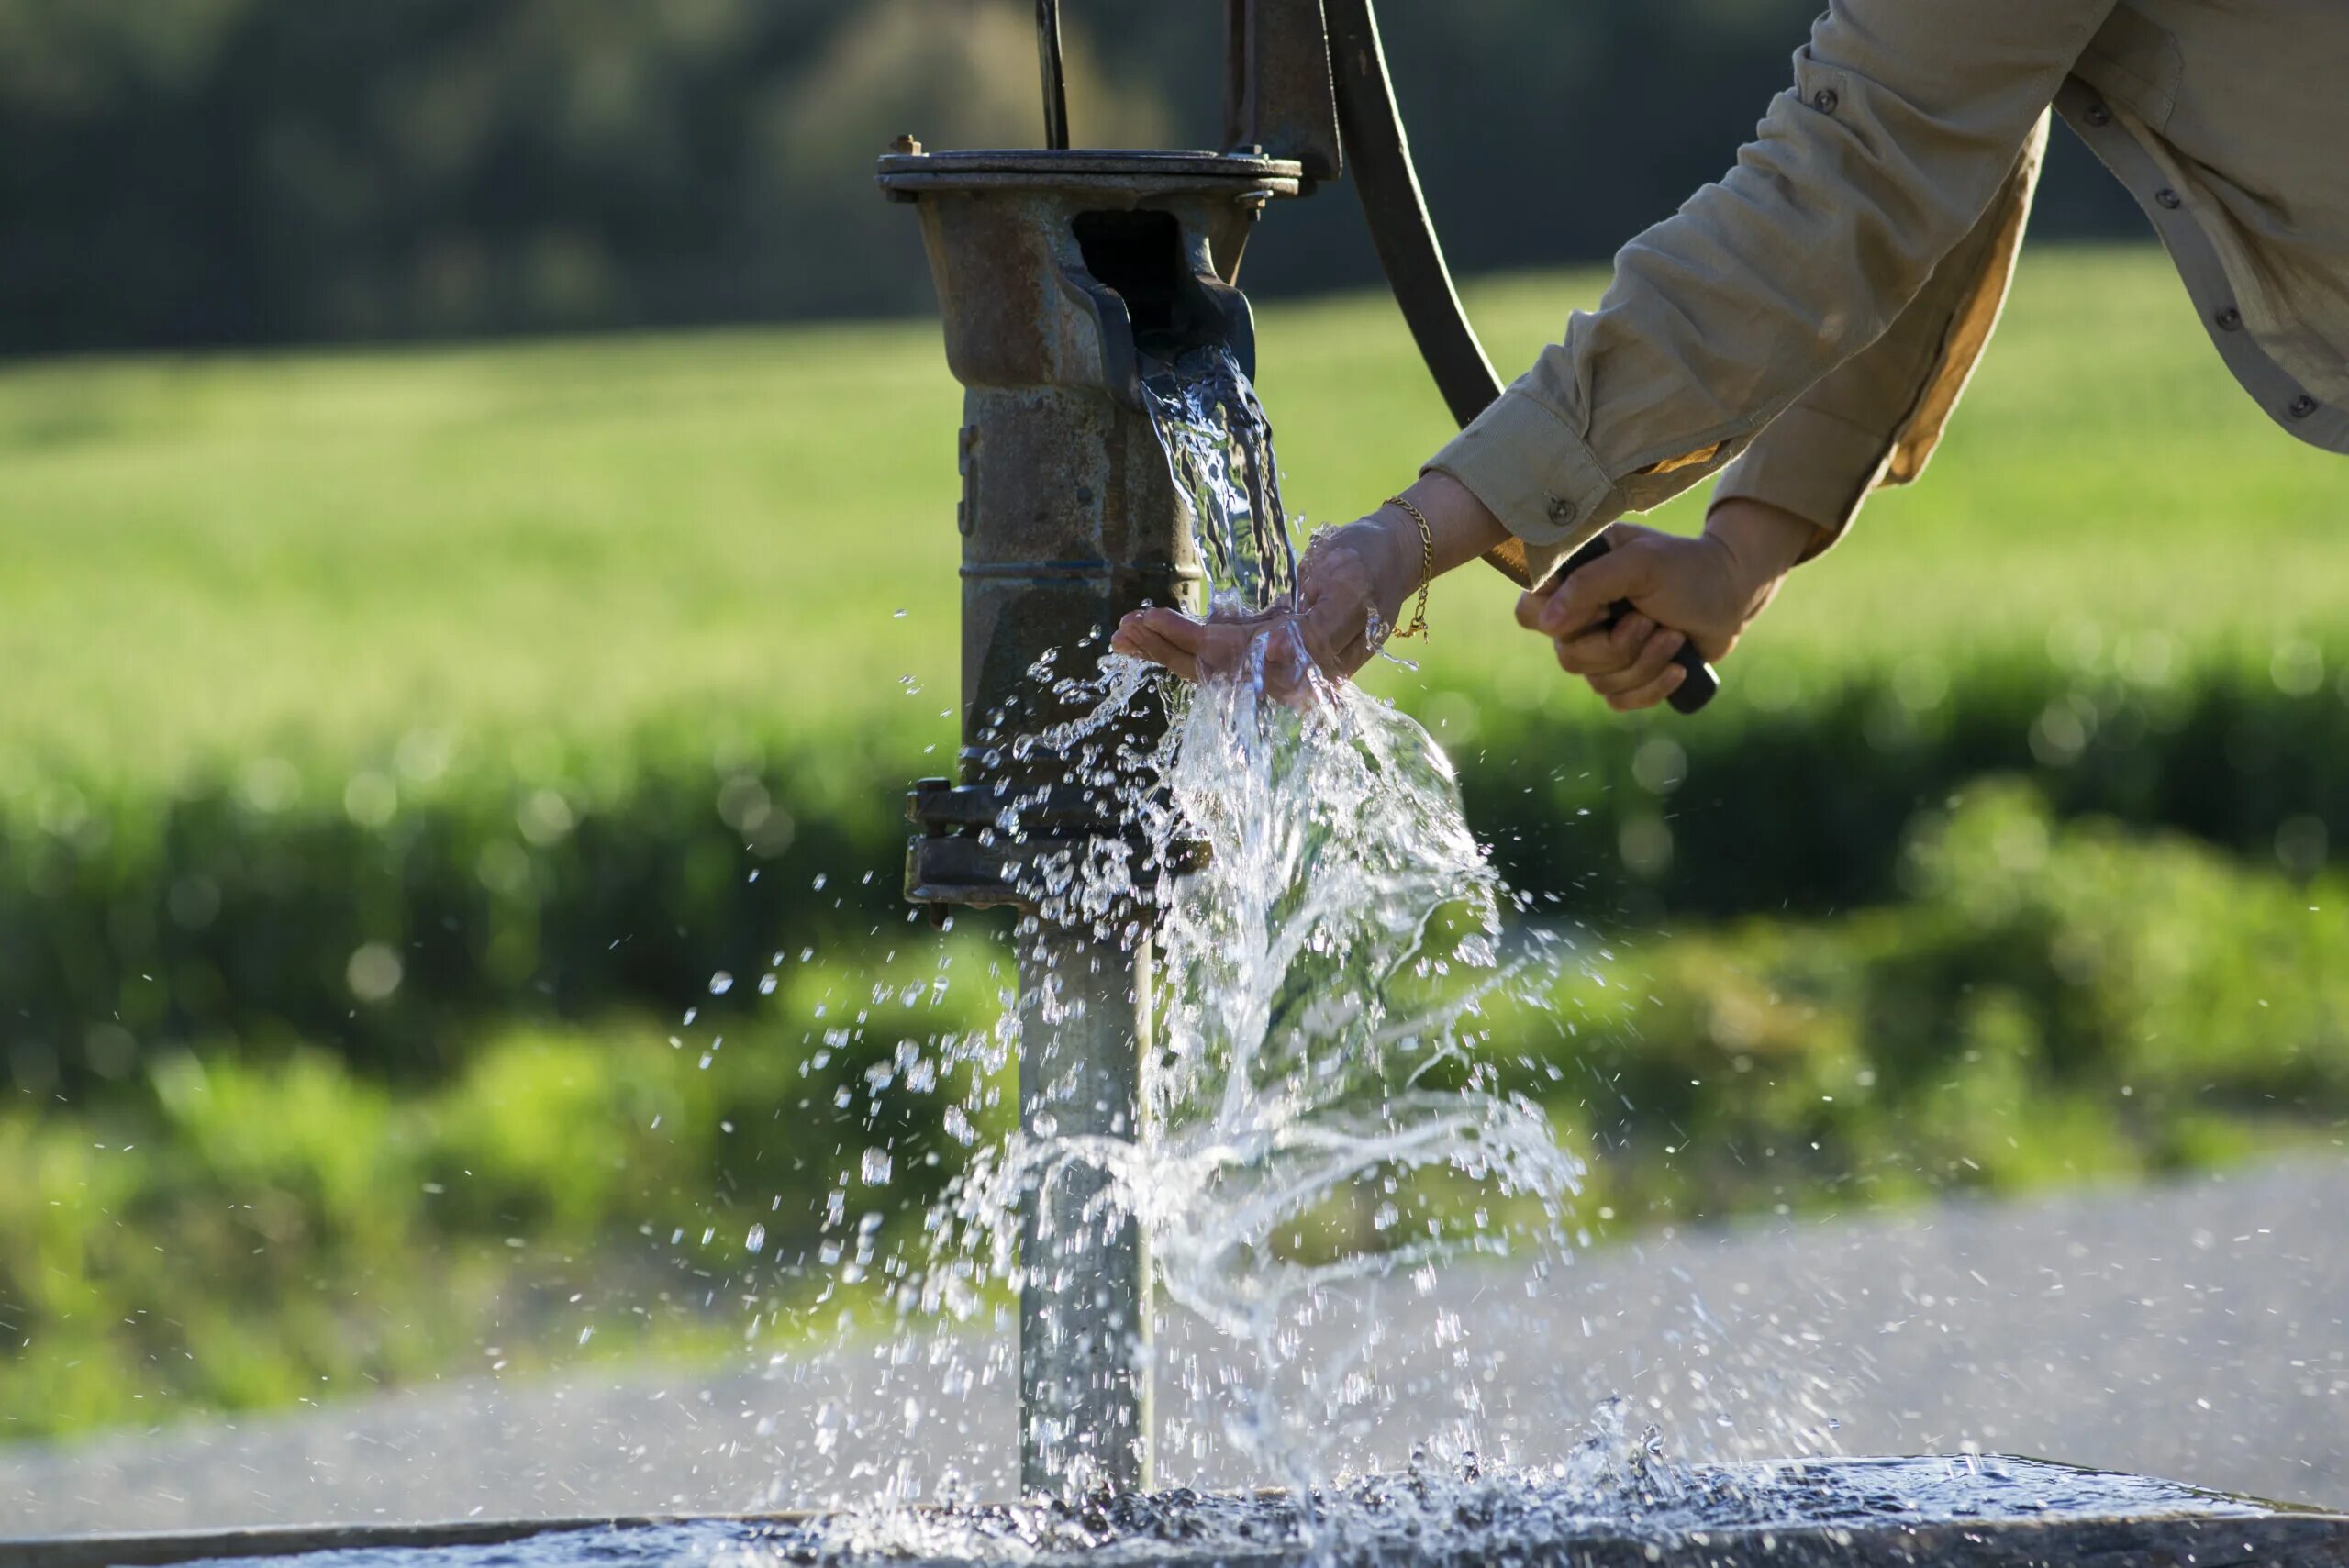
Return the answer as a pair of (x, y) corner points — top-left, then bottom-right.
(1062, 209), (1259, 409)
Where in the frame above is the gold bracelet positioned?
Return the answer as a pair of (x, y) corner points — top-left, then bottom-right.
(1383, 495), (1434, 639)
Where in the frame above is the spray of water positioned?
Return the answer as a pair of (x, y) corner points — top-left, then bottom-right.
(757, 342), (1844, 1529)
(888, 344), (1582, 1500)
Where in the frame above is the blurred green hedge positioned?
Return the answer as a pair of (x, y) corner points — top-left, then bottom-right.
(11, 778), (2349, 1439)
(1462, 648), (2349, 919)
(0, 946), (1005, 1437)
(1, 737), (910, 1097)
(1534, 778), (2349, 1229)
(18, 642), (2349, 1098)
(8, 650), (2344, 1100)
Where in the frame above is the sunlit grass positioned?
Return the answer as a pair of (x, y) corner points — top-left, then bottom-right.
(0, 244), (2335, 796)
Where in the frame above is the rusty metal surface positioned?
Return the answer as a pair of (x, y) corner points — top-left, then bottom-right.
(904, 780), (1203, 915)
(7, 1471), (2346, 1568)
(1222, 0), (1342, 180)
(878, 148), (1282, 910)
(0, 1518), (688, 1568)
(878, 175), (1282, 399)
(876, 150), (1303, 187)
(907, 779), (1126, 832)
(1015, 927), (1152, 1496)
(904, 777), (1126, 914)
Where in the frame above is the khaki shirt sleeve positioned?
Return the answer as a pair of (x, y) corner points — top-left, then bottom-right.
(1710, 114), (2051, 559)
(1430, 0), (2118, 586)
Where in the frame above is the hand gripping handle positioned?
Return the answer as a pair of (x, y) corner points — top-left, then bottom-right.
(1551, 531), (1720, 716)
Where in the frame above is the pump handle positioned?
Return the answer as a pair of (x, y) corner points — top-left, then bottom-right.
(1553, 534), (1721, 715)
(1321, 0), (1720, 714)
(1321, 0), (1497, 429)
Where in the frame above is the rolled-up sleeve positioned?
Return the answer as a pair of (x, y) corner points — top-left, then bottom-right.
(1430, 0), (2118, 584)
(1711, 116), (2050, 556)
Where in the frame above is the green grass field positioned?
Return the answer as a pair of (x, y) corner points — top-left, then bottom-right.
(2, 243), (2338, 796)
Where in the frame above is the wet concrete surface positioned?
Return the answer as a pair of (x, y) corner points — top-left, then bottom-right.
(13, 1458), (2348, 1568)
(6, 1156), (2343, 1536)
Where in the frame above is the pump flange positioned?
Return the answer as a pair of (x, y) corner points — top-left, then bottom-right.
(905, 777), (1203, 917)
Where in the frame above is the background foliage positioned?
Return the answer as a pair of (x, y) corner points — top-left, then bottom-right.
(0, 0), (2333, 1474)
(0, 0), (2148, 353)
(5, 243), (2346, 1438)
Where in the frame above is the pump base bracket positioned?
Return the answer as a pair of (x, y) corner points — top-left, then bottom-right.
(904, 777), (1200, 916)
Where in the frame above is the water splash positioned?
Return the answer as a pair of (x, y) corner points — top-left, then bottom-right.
(192, 1458), (2284, 1568)
(885, 343), (1594, 1505)
(748, 342), (1846, 1528)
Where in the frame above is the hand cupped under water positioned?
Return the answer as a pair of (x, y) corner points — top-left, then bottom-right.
(1108, 515), (1419, 695)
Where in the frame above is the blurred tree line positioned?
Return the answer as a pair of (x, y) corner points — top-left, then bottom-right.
(0, 0), (2143, 354)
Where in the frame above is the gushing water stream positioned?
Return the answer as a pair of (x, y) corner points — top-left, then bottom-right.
(900, 343), (1594, 1508)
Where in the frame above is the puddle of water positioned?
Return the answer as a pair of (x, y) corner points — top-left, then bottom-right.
(177, 1458), (2288, 1568)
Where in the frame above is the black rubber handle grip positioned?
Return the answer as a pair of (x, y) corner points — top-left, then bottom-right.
(1552, 531), (1720, 715)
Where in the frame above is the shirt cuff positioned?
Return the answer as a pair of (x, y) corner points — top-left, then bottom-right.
(1422, 385), (1615, 548)
(1706, 403), (1891, 560)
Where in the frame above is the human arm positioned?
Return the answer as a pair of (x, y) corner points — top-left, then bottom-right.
(1119, 0), (2110, 690)
(1432, 0), (2114, 577)
(1701, 117), (2050, 562)
(1531, 122), (2054, 710)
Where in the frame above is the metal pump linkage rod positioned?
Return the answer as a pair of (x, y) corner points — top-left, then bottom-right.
(1321, 0), (1502, 429)
(1035, 0), (1071, 151)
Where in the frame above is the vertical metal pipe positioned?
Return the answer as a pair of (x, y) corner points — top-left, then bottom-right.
(876, 148), (1297, 1500)
(1017, 925), (1152, 1496)
(1035, 0), (1071, 150)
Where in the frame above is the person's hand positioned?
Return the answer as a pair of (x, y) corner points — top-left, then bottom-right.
(1110, 472), (1508, 691)
(1517, 498), (1822, 712)
(1108, 511), (1418, 693)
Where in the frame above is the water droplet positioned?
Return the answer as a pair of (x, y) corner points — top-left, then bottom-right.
(345, 943), (403, 1004)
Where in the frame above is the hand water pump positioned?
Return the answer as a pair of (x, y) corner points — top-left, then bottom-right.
(882, 0), (1703, 1502)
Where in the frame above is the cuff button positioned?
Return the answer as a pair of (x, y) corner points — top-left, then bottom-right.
(2288, 395), (2320, 420)
(2155, 188), (2183, 210)
(2215, 306), (2243, 331)
(1811, 87), (1840, 114)
(1545, 495), (1577, 525)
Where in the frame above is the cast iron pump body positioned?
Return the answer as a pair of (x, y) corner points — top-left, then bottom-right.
(883, 144), (1298, 1502)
